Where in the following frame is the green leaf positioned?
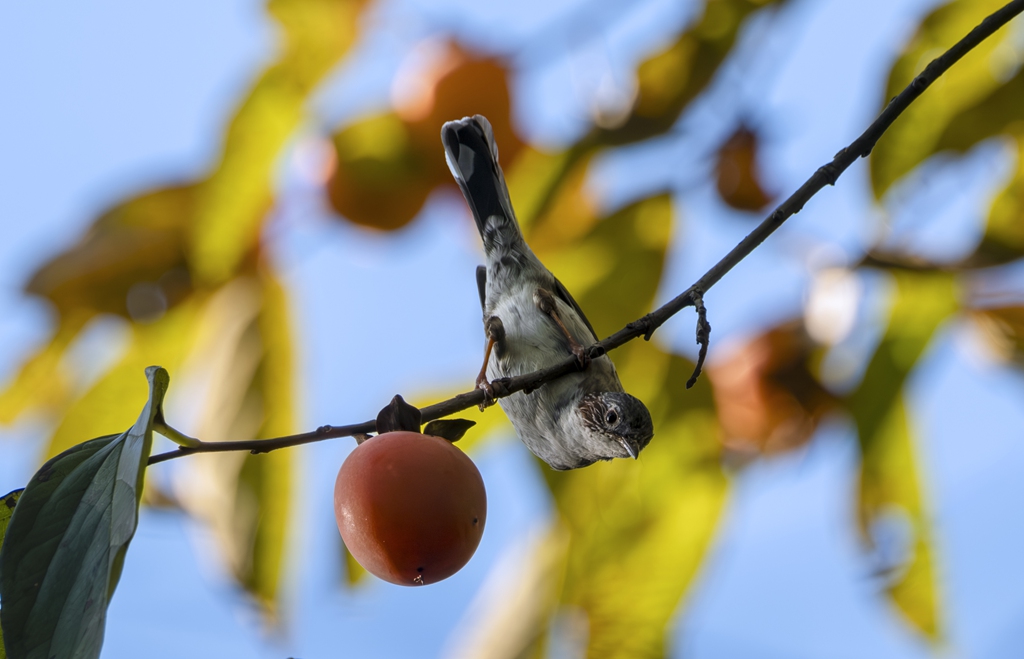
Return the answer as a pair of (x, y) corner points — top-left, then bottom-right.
(0, 366), (169, 659)
(870, 0), (1017, 197)
(847, 271), (958, 637)
(921, 58), (1024, 267)
(0, 488), (23, 658)
(423, 418), (477, 443)
(554, 344), (727, 658)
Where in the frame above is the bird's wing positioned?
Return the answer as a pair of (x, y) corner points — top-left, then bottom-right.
(552, 275), (598, 342)
(476, 265), (487, 311)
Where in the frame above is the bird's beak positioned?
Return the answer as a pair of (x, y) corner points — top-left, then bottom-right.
(619, 438), (638, 460)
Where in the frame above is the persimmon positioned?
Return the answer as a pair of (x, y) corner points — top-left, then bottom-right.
(333, 431), (486, 586)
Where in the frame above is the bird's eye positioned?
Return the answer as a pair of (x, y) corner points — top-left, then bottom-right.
(605, 410), (619, 425)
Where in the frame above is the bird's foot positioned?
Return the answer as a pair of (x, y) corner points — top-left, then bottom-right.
(476, 375), (496, 411)
(572, 343), (590, 370)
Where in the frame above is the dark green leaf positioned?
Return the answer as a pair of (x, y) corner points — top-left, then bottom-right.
(0, 366), (169, 659)
(423, 419), (477, 442)
(0, 489), (22, 659)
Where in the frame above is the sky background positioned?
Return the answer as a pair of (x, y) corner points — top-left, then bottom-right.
(3, 0), (1024, 657)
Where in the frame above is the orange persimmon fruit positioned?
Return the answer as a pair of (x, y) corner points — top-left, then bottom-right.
(333, 431), (487, 586)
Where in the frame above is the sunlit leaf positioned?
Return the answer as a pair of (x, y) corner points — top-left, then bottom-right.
(0, 367), (168, 659)
(45, 300), (202, 459)
(542, 194), (673, 338)
(503, 0), (783, 232)
(870, 0), (1017, 197)
(341, 540), (368, 587)
(442, 526), (569, 659)
(172, 273), (295, 612)
(848, 271), (958, 636)
(927, 65), (1024, 266)
(554, 344), (727, 658)
(0, 311), (89, 425)
(189, 0), (368, 284)
(594, 0), (781, 147)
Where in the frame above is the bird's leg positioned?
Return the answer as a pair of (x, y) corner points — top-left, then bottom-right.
(535, 288), (590, 369)
(476, 315), (505, 409)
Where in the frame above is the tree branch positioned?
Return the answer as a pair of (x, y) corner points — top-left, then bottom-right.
(147, 0), (1024, 467)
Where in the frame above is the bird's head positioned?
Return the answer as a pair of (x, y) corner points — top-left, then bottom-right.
(576, 391), (654, 461)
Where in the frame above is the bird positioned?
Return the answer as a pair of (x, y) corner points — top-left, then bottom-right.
(441, 114), (654, 470)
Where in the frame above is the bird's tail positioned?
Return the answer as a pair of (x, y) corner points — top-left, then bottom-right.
(441, 115), (524, 256)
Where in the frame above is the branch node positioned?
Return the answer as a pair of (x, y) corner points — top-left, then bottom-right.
(818, 163), (840, 186)
(316, 424), (333, 435)
(628, 315), (657, 341)
(686, 290), (712, 389)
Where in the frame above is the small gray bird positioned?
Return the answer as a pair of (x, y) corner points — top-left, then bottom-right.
(441, 115), (654, 470)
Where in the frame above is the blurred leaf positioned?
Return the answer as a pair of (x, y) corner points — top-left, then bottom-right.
(189, 0), (368, 284)
(964, 133), (1024, 266)
(921, 61), (1024, 268)
(521, 153), (600, 254)
(45, 300), (203, 458)
(928, 64), (1024, 267)
(870, 0), (1017, 197)
(708, 320), (836, 455)
(596, 0), (781, 147)
(442, 526), (569, 659)
(173, 273), (295, 612)
(714, 125), (773, 211)
(518, 0), (782, 235)
(0, 367), (168, 659)
(848, 271), (957, 636)
(553, 343), (726, 658)
(0, 310), (89, 425)
(541, 194), (674, 339)
(26, 187), (194, 321)
(341, 540), (368, 587)
(10, 0), (368, 434)
(328, 45), (521, 231)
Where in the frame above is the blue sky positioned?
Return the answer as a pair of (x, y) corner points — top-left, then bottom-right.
(3, 0), (1024, 657)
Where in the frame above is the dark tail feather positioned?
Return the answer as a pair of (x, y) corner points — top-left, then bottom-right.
(441, 115), (520, 248)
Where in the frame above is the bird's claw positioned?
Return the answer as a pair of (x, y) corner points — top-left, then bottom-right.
(572, 344), (590, 370)
(476, 377), (496, 410)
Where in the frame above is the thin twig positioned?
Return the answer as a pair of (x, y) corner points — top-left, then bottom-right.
(686, 290), (711, 389)
(147, 0), (1024, 466)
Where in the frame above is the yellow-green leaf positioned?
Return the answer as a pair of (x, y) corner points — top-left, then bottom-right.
(188, 0), (367, 284)
(45, 299), (202, 459)
(926, 61), (1024, 267)
(848, 271), (958, 636)
(554, 344), (727, 658)
(871, 0), (1018, 196)
(173, 273), (296, 612)
(543, 194), (674, 338)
